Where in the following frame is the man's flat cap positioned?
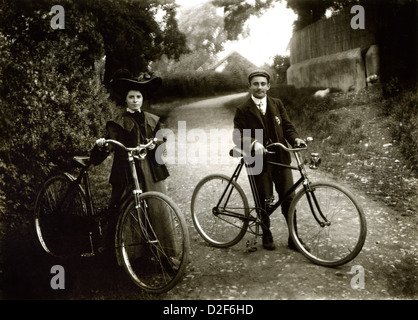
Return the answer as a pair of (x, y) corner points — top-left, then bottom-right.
(248, 69), (271, 83)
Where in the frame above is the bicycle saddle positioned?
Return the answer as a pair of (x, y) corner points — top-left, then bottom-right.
(72, 156), (90, 168)
(229, 146), (248, 158)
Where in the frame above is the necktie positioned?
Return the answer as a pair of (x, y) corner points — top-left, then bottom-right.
(257, 102), (265, 116)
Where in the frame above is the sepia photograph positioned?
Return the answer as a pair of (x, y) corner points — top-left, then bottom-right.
(0, 0), (417, 309)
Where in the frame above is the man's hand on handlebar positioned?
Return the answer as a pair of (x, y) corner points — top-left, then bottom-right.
(252, 138), (307, 156)
(252, 141), (266, 156)
(294, 138), (307, 148)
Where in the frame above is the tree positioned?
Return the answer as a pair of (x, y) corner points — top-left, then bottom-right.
(152, 2), (230, 75)
(178, 2), (227, 55)
(212, 0), (276, 40)
(76, 0), (188, 83)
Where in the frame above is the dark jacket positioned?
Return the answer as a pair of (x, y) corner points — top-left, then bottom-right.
(91, 109), (169, 185)
(233, 95), (299, 165)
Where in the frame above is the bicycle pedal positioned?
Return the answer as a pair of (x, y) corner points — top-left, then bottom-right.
(247, 246), (257, 253)
(246, 240), (258, 253)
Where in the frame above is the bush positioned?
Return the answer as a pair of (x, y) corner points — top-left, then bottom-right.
(383, 89), (418, 174)
(0, 2), (112, 216)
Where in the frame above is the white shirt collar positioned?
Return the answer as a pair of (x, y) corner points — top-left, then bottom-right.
(126, 108), (141, 114)
(251, 95), (267, 114)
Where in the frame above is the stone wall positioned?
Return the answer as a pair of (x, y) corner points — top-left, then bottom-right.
(287, 48), (367, 92)
(287, 8), (378, 92)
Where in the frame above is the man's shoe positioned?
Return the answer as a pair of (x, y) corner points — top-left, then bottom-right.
(262, 236), (276, 250)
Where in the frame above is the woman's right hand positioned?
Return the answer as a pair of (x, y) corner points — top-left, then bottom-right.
(95, 138), (106, 148)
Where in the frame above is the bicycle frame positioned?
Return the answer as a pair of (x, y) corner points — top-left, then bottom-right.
(215, 141), (329, 230)
(102, 138), (165, 248)
(55, 143), (152, 253)
(192, 138), (366, 265)
(74, 160), (96, 217)
(49, 160), (95, 220)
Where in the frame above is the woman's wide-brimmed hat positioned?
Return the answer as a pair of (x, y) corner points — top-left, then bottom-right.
(110, 69), (162, 97)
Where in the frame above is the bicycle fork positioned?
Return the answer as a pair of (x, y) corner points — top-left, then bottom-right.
(129, 156), (160, 248)
(303, 182), (331, 227)
(295, 151), (331, 228)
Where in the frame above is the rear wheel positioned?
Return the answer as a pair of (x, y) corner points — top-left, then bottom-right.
(34, 172), (90, 257)
(191, 174), (250, 247)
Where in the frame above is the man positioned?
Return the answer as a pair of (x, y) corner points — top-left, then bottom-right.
(233, 69), (305, 250)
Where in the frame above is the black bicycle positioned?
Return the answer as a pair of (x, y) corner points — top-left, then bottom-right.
(191, 138), (367, 267)
(34, 138), (190, 293)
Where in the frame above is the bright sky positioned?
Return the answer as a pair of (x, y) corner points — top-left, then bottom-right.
(175, 0), (296, 66)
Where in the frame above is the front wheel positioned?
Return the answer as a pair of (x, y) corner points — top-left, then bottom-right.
(116, 191), (190, 294)
(288, 181), (367, 267)
(191, 174), (250, 248)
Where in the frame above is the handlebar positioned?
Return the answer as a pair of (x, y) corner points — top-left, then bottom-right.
(264, 137), (312, 154)
(231, 138), (312, 159)
(96, 137), (166, 159)
(265, 142), (307, 154)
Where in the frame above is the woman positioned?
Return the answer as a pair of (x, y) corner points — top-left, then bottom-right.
(91, 69), (169, 209)
(90, 70), (172, 254)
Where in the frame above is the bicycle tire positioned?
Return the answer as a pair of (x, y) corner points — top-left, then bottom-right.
(191, 174), (250, 248)
(34, 172), (90, 258)
(116, 191), (190, 294)
(288, 181), (367, 267)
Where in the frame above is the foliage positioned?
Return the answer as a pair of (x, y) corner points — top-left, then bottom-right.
(212, 0), (276, 40)
(177, 2), (227, 55)
(75, 0), (188, 83)
(382, 88), (418, 174)
(152, 1), (228, 76)
(271, 55), (290, 84)
(0, 0), (112, 215)
(287, 0), (359, 31)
